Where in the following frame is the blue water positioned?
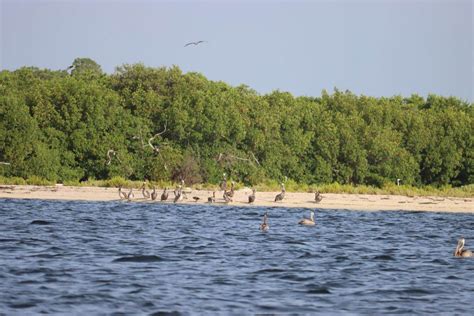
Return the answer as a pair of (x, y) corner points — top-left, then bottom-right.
(0, 198), (473, 315)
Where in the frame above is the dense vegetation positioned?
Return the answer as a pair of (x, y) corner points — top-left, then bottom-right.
(0, 58), (472, 190)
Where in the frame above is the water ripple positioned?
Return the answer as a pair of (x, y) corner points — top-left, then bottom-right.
(0, 198), (473, 314)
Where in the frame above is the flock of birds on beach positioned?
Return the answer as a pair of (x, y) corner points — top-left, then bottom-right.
(116, 173), (472, 258)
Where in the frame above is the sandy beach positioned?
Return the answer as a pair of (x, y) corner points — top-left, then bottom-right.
(0, 184), (472, 213)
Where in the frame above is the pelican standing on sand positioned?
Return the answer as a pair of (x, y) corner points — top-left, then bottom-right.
(141, 181), (150, 199)
(225, 181), (235, 199)
(223, 190), (232, 203)
(298, 211), (316, 226)
(161, 188), (169, 201)
(454, 237), (473, 257)
(260, 212), (269, 231)
(118, 186), (127, 200)
(274, 183), (285, 202)
(220, 173), (227, 191)
(315, 191), (323, 203)
(126, 188), (134, 201)
(151, 186), (158, 201)
(208, 191), (216, 203)
(248, 188), (256, 203)
(174, 185), (183, 203)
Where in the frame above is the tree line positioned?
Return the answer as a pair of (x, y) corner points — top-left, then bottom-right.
(0, 58), (472, 188)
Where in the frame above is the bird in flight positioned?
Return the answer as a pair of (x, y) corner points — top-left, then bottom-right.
(184, 40), (206, 47)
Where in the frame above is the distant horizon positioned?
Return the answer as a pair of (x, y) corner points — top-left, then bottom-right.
(1, 0), (472, 101)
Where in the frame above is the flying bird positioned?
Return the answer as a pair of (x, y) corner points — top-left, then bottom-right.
(184, 40), (206, 47)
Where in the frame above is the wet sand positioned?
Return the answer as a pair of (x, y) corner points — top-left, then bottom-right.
(0, 185), (472, 213)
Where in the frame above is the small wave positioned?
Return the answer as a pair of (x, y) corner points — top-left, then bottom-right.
(306, 285), (331, 294)
(9, 302), (37, 309)
(113, 255), (162, 263)
(149, 311), (182, 316)
(373, 255), (395, 260)
(254, 268), (286, 273)
(30, 220), (52, 225)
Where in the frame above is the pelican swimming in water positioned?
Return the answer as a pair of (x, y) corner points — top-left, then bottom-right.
(274, 183), (285, 202)
(259, 212), (269, 232)
(454, 237), (473, 257)
(161, 188), (169, 201)
(248, 188), (256, 203)
(298, 211), (315, 226)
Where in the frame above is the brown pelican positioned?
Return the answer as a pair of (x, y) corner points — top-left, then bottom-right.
(224, 181), (235, 199)
(126, 188), (134, 201)
(298, 211), (315, 226)
(208, 191), (216, 203)
(274, 183), (285, 202)
(223, 190), (232, 203)
(161, 188), (169, 201)
(259, 212), (269, 232)
(220, 173), (227, 191)
(141, 181), (150, 199)
(180, 179), (189, 199)
(248, 188), (256, 203)
(173, 185), (183, 203)
(151, 186), (158, 201)
(454, 237), (473, 257)
(184, 40), (206, 47)
(315, 191), (323, 203)
(118, 186), (127, 200)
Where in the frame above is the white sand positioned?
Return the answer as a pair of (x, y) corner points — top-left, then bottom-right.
(0, 185), (472, 213)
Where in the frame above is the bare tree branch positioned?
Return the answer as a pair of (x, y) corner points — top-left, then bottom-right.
(106, 149), (121, 165)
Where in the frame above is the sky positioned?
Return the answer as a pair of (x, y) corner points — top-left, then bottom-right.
(1, 0), (473, 101)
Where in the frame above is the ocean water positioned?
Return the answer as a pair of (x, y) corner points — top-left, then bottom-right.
(0, 198), (473, 315)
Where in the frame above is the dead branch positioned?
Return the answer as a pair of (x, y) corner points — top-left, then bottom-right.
(106, 149), (122, 165)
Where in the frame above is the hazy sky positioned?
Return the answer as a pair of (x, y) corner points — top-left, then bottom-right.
(1, 0), (473, 101)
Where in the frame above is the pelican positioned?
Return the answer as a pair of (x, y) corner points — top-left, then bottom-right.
(208, 191), (216, 203)
(259, 212), (269, 232)
(184, 40), (206, 47)
(454, 237), (473, 257)
(141, 181), (150, 199)
(220, 173), (227, 191)
(315, 191), (323, 203)
(126, 188), (134, 201)
(223, 190), (232, 203)
(224, 181), (235, 199)
(173, 185), (183, 203)
(161, 188), (169, 201)
(298, 211), (315, 226)
(274, 183), (285, 202)
(118, 186), (127, 200)
(151, 186), (158, 201)
(248, 188), (256, 203)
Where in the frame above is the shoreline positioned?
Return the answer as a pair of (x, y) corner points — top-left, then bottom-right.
(0, 185), (473, 213)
